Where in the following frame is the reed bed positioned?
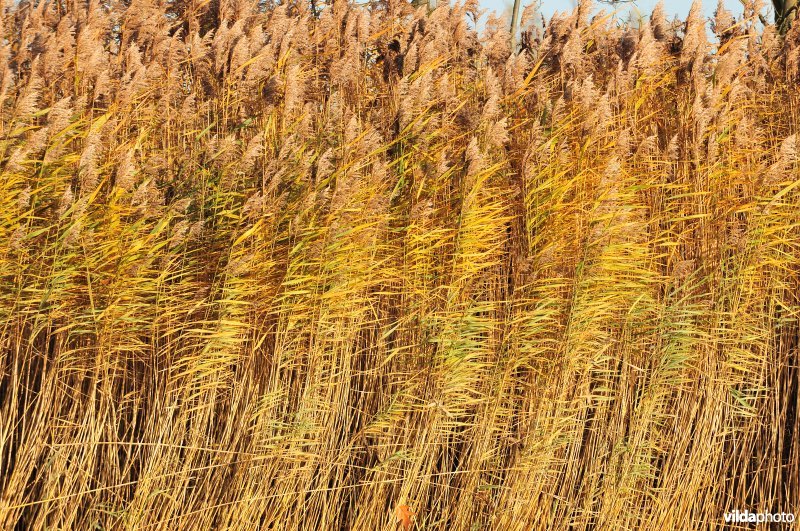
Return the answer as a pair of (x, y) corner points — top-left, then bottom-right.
(0, 0), (798, 529)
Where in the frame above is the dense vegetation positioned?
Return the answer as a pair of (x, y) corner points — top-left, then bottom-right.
(0, 0), (798, 528)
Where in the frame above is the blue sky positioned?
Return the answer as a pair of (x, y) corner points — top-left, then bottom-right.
(479, 0), (748, 26)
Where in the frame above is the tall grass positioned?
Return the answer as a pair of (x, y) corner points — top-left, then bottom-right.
(0, 0), (798, 529)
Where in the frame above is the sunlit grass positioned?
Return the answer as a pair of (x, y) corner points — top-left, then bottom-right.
(0, 0), (798, 529)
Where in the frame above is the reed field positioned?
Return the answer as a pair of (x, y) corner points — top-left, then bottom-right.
(0, 0), (799, 528)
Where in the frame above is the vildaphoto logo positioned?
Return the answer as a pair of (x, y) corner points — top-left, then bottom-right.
(723, 509), (795, 524)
